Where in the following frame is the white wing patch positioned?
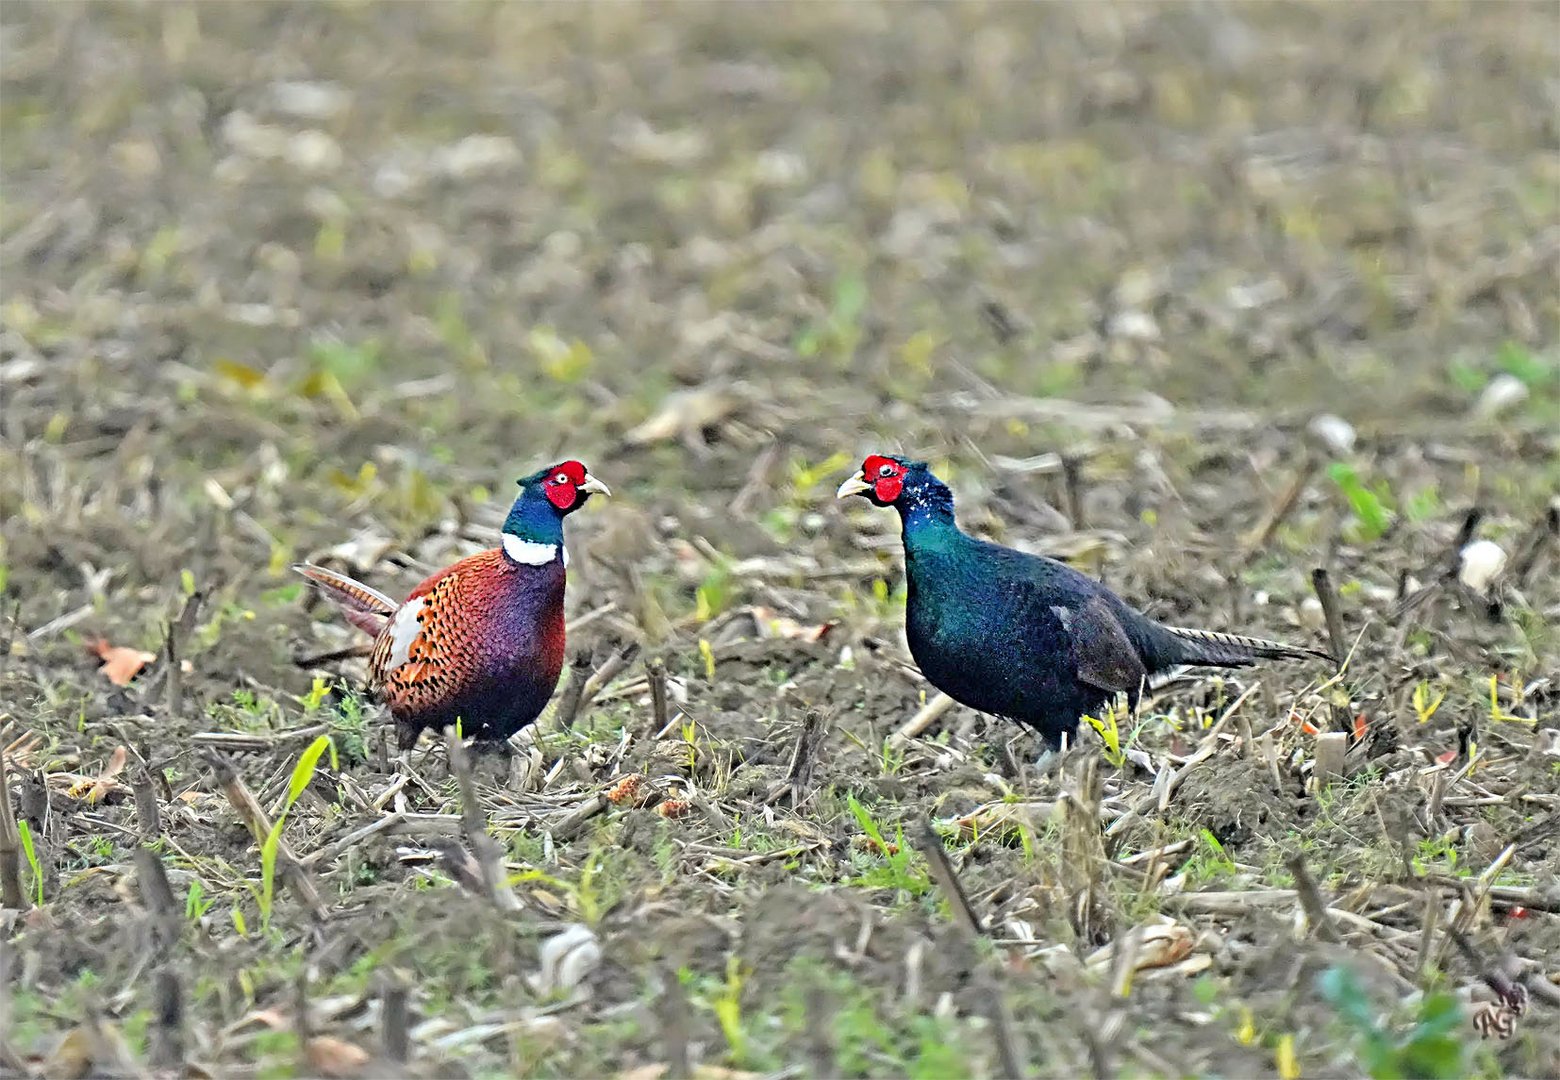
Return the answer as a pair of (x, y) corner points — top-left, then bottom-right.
(502, 534), (560, 566)
(385, 597), (425, 671)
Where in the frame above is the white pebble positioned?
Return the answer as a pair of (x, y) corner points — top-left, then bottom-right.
(269, 80), (351, 121)
(1458, 539), (1507, 592)
(435, 135), (521, 179)
(222, 110), (288, 158)
(1106, 309), (1161, 342)
(1306, 413), (1356, 455)
(1298, 596), (1326, 632)
(1473, 374), (1529, 419)
(285, 130), (343, 173)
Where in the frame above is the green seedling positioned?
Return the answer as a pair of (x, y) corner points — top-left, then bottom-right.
(18, 819), (43, 906)
(186, 878), (214, 922)
(258, 734), (337, 926)
(846, 794), (929, 898)
(1327, 462), (1394, 541)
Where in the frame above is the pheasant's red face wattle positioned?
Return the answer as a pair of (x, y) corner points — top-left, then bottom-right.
(862, 455), (904, 504)
(541, 460), (600, 511)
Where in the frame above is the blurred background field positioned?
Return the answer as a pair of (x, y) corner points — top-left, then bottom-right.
(1, 3), (1557, 1077)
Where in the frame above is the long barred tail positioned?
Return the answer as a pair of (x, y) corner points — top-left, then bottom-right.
(1164, 625), (1332, 667)
(293, 563), (397, 638)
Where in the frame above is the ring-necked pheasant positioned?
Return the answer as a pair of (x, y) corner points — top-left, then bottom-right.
(295, 460), (609, 749)
(837, 454), (1327, 750)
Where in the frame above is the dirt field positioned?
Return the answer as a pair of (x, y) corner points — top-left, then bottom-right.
(2, 3), (1558, 1077)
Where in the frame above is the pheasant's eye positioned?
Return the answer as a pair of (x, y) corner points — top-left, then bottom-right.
(554, 472), (569, 485)
(878, 463), (896, 478)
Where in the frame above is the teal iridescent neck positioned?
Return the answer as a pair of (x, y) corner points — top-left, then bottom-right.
(896, 475), (959, 546)
(502, 488), (564, 545)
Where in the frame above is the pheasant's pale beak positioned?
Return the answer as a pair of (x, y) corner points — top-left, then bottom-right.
(580, 473), (611, 497)
(835, 473), (871, 500)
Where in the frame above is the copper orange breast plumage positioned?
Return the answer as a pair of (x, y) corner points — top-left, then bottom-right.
(368, 549), (568, 743)
(295, 459), (609, 748)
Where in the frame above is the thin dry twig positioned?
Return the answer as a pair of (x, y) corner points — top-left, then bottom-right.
(1061, 453), (1087, 530)
(131, 766), (162, 840)
(979, 968), (1028, 1080)
(301, 812), (407, 868)
(446, 729), (521, 912)
(1286, 853), (1342, 943)
(888, 692), (957, 749)
(577, 642), (640, 715)
(912, 819), (984, 939)
(551, 795), (609, 842)
(768, 707), (828, 807)
(656, 965), (693, 1080)
(646, 657), (669, 736)
(149, 968), (184, 1072)
(163, 589), (204, 721)
(1309, 566), (1348, 667)
(380, 969), (410, 1064)
(550, 649), (594, 731)
(1242, 455), (1317, 556)
(293, 643), (375, 668)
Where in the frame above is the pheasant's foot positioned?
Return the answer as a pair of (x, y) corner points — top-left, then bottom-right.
(1032, 732), (1076, 779)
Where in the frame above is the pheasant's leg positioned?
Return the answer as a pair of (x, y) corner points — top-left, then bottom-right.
(467, 738), (514, 785)
(468, 739), (516, 761)
(1032, 731), (1074, 778)
(395, 718), (419, 754)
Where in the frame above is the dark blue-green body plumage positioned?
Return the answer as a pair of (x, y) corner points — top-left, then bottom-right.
(862, 457), (1325, 749)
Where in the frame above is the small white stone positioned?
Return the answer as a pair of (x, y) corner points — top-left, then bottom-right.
(1107, 309), (1161, 342)
(1458, 540), (1507, 592)
(1473, 373), (1529, 419)
(285, 130), (343, 173)
(222, 110), (288, 158)
(1298, 596), (1326, 632)
(1227, 278), (1286, 311)
(755, 149), (807, 186)
(434, 135), (521, 179)
(269, 80), (351, 121)
(1306, 413), (1356, 455)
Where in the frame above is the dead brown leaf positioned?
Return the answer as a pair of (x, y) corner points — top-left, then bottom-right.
(77, 745), (127, 803)
(88, 638), (156, 686)
(306, 1036), (372, 1077)
(1086, 920), (1197, 974)
(749, 606), (837, 643)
